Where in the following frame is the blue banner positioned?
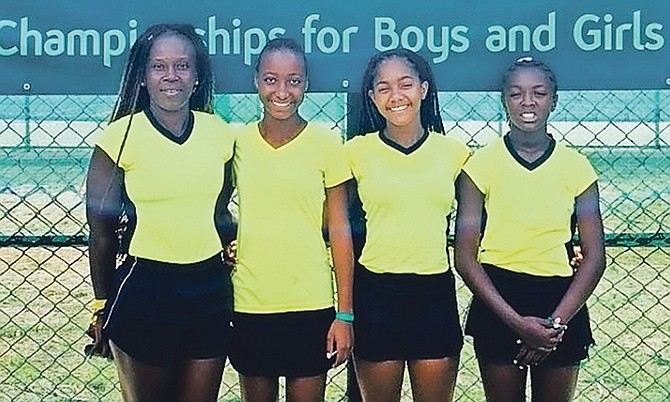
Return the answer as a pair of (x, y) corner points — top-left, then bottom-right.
(1, 0), (668, 93)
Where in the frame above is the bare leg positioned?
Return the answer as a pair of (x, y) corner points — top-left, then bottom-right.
(354, 358), (405, 402)
(530, 365), (579, 402)
(286, 374), (327, 402)
(478, 362), (528, 402)
(110, 340), (177, 402)
(239, 375), (279, 402)
(175, 358), (226, 402)
(407, 356), (460, 402)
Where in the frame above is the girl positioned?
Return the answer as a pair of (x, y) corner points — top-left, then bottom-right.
(346, 48), (469, 402)
(454, 56), (605, 402)
(229, 38), (354, 402)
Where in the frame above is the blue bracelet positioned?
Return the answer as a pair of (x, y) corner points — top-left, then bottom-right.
(335, 311), (354, 323)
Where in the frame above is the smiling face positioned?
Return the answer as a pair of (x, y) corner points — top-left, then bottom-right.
(368, 57), (428, 130)
(503, 67), (556, 133)
(255, 49), (307, 121)
(144, 33), (197, 115)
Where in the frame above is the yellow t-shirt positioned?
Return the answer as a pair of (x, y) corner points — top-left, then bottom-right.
(346, 132), (471, 274)
(94, 110), (235, 263)
(462, 135), (597, 277)
(232, 122), (352, 313)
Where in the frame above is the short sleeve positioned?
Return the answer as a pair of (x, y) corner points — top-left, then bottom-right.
(462, 147), (490, 195)
(572, 152), (598, 197)
(448, 136), (472, 172)
(320, 127), (352, 188)
(200, 113), (237, 163)
(344, 135), (362, 176)
(94, 117), (130, 169)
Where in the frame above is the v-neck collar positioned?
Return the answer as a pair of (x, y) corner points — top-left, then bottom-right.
(257, 122), (307, 151)
(378, 129), (429, 155)
(144, 109), (194, 145)
(503, 133), (556, 171)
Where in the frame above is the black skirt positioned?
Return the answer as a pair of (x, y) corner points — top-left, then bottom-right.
(465, 264), (594, 367)
(229, 308), (335, 377)
(104, 255), (233, 366)
(353, 264), (463, 362)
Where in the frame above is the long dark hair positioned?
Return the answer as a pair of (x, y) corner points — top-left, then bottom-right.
(99, 24), (214, 247)
(110, 23), (213, 123)
(348, 48), (444, 139)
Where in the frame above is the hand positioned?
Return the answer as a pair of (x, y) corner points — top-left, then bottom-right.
(514, 316), (564, 351)
(223, 240), (237, 268)
(326, 319), (353, 368)
(570, 245), (583, 269)
(513, 342), (552, 368)
(84, 312), (113, 359)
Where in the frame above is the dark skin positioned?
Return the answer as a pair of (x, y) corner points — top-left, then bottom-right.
(86, 33), (232, 402)
(85, 147), (124, 359)
(454, 67), (605, 402)
(352, 57), (459, 402)
(237, 47), (354, 402)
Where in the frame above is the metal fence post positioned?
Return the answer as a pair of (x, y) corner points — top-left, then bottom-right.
(654, 90), (661, 149)
(22, 93), (31, 147)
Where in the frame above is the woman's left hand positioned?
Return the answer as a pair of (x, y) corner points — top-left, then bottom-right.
(326, 319), (353, 367)
(84, 312), (113, 359)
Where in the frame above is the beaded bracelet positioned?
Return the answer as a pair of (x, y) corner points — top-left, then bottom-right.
(547, 316), (566, 330)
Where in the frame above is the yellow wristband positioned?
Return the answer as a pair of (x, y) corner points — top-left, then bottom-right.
(89, 299), (107, 313)
(89, 299), (107, 325)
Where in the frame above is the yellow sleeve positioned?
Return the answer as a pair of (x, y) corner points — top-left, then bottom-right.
(94, 116), (132, 169)
(321, 127), (352, 188)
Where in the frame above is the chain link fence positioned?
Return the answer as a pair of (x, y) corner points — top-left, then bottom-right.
(1, 90), (669, 401)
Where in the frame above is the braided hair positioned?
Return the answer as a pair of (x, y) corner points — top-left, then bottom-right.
(110, 23), (213, 123)
(97, 24), (214, 245)
(350, 48), (444, 139)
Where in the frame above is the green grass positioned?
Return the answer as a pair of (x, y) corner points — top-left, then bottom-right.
(1, 246), (668, 401)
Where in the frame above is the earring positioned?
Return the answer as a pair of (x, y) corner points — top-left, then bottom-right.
(140, 82), (145, 87)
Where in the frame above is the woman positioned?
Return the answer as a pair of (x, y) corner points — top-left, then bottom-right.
(346, 48), (469, 402)
(85, 23), (236, 402)
(454, 56), (605, 402)
(229, 38), (354, 402)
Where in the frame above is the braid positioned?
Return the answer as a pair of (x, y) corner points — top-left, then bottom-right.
(110, 23), (214, 124)
(351, 48), (444, 138)
(99, 23), (214, 254)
